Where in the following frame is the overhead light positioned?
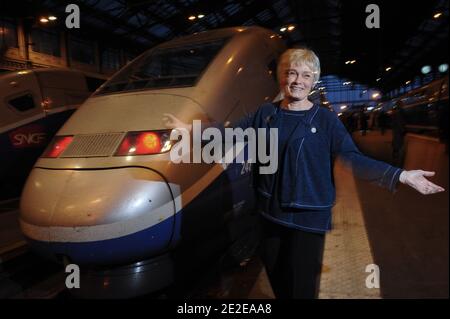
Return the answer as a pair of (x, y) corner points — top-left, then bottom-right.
(188, 15), (196, 21)
(367, 106), (375, 111)
(372, 92), (381, 99)
(421, 65), (431, 74)
(350, 60), (356, 64)
(405, 80), (411, 85)
(280, 27), (287, 32)
(48, 16), (57, 21)
(340, 105), (348, 110)
(345, 60), (350, 65)
(287, 25), (295, 31)
(433, 12), (442, 19)
(438, 63), (448, 73)
(385, 66), (392, 71)
(376, 78), (381, 82)
(197, 14), (205, 19)
(40, 17), (49, 23)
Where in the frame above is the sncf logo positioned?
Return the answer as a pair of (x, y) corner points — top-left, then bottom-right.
(9, 124), (48, 148)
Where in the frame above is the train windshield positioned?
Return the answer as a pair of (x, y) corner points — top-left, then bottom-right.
(95, 38), (227, 95)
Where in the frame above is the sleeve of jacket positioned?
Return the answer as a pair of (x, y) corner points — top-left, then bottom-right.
(330, 113), (403, 193)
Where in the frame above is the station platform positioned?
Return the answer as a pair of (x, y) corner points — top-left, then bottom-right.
(191, 130), (448, 299)
(1, 130), (448, 299)
(187, 158), (384, 299)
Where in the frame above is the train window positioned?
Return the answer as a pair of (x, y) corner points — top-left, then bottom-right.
(8, 93), (35, 112)
(96, 38), (228, 95)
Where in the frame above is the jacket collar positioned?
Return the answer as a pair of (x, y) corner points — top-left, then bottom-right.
(267, 102), (319, 127)
(267, 103), (320, 145)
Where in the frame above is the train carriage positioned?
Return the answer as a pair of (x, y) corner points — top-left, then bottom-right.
(19, 26), (286, 297)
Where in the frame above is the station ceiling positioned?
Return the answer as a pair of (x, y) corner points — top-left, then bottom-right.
(2, 0), (448, 92)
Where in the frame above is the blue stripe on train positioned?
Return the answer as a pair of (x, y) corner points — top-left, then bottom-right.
(26, 214), (175, 265)
(26, 149), (255, 266)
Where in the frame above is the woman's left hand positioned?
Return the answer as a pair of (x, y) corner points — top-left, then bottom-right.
(399, 170), (445, 195)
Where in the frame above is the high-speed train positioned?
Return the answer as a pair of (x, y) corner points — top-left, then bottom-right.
(19, 26), (286, 297)
(0, 69), (93, 200)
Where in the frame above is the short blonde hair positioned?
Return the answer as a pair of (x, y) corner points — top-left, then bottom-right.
(277, 48), (321, 84)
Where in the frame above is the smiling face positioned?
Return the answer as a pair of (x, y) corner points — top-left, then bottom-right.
(280, 63), (315, 102)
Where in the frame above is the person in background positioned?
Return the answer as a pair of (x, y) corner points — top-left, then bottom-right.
(377, 110), (388, 135)
(391, 104), (406, 166)
(358, 109), (368, 136)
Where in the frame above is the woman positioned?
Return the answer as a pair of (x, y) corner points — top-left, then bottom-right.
(163, 48), (444, 298)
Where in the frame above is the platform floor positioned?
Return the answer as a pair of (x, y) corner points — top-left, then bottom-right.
(195, 130), (448, 299)
(352, 130), (448, 298)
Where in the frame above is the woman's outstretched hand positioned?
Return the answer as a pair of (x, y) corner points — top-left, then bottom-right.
(399, 170), (445, 195)
(162, 113), (192, 132)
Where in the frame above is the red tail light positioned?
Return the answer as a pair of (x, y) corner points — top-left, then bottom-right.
(115, 130), (172, 156)
(42, 136), (73, 158)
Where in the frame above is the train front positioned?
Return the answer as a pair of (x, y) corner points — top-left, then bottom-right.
(18, 36), (224, 298)
(18, 27), (285, 297)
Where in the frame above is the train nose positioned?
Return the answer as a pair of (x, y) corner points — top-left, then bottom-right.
(19, 167), (179, 265)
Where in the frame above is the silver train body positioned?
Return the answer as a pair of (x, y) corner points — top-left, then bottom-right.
(19, 26), (285, 297)
(0, 69), (91, 200)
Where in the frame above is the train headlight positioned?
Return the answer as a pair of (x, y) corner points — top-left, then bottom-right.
(41, 135), (74, 158)
(115, 130), (173, 156)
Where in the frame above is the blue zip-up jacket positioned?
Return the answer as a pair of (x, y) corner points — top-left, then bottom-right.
(210, 102), (403, 210)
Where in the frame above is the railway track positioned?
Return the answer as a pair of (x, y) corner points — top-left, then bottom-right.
(0, 242), (66, 299)
(1, 199), (260, 299)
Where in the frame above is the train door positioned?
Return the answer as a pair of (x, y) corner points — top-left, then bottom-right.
(0, 71), (43, 128)
(0, 71), (45, 199)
